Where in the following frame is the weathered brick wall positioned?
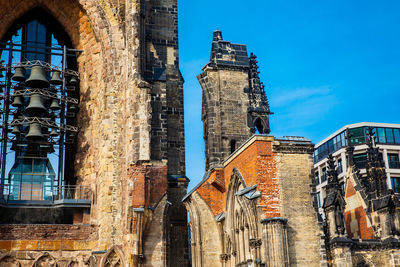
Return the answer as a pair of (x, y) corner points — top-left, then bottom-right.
(344, 173), (375, 239)
(184, 136), (322, 266)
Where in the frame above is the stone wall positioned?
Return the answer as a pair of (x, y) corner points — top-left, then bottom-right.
(0, 0), (187, 266)
(274, 141), (323, 266)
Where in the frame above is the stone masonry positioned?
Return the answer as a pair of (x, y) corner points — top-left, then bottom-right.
(198, 30), (272, 171)
(0, 0), (188, 266)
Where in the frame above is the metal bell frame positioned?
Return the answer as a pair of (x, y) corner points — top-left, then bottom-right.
(0, 41), (82, 190)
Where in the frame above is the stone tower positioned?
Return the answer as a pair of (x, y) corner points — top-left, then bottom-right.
(198, 30), (272, 170)
(0, 1), (188, 266)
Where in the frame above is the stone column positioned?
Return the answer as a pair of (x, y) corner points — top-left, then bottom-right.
(261, 217), (289, 267)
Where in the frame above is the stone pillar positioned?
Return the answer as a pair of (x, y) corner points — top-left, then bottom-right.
(261, 217), (289, 267)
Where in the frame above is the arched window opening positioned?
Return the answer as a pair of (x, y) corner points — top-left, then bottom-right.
(230, 139), (236, 154)
(254, 118), (264, 134)
(0, 8), (81, 207)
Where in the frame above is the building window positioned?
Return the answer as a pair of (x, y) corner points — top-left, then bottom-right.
(337, 159), (343, 174)
(230, 140), (236, 154)
(317, 192), (322, 208)
(340, 182), (345, 195)
(321, 167), (327, 183)
(314, 171), (320, 184)
(349, 127), (366, 145)
(391, 177), (400, 193)
(388, 154), (400, 169)
(353, 153), (367, 169)
(0, 8), (79, 201)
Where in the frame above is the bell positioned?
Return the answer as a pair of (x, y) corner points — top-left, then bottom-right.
(69, 104), (77, 111)
(11, 125), (20, 134)
(26, 123), (44, 140)
(50, 128), (58, 137)
(11, 96), (23, 107)
(12, 67), (26, 82)
(26, 94), (47, 114)
(26, 65), (49, 88)
(50, 70), (63, 85)
(49, 99), (61, 110)
(69, 76), (78, 85)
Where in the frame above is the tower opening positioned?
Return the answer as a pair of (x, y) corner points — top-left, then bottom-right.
(0, 8), (81, 206)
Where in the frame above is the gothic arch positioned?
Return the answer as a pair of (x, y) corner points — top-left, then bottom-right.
(225, 168), (261, 266)
(100, 246), (125, 267)
(0, 254), (21, 267)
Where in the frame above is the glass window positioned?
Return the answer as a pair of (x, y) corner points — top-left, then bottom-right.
(340, 182), (345, 195)
(341, 132), (347, 147)
(394, 129), (400, 144)
(315, 171), (320, 184)
(388, 154), (400, 169)
(321, 168), (327, 183)
(377, 128), (386, 143)
(328, 139), (334, 154)
(349, 127), (366, 144)
(354, 153), (367, 169)
(317, 192), (322, 208)
(337, 159), (343, 174)
(391, 177), (400, 193)
(386, 128), (394, 144)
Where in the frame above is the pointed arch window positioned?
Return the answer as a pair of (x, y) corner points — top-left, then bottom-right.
(0, 8), (82, 204)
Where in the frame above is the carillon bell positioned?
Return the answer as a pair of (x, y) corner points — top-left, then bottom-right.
(26, 65), (49, 88)
(69, 76), (78, 85)
(11, 96), (23, 107)
(50, 128), (58, 137)
(12, 67), (26, 82)
(11, 125), (20, 134)
(50, 99), (61, 110)
(26, 123), (44, 140)
(50, 70), (63, 85)
(26, 94), (47, 114)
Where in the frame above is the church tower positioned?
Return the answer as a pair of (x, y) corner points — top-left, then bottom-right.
(198, 30), (272, 170)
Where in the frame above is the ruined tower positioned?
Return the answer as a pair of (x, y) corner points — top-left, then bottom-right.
(0, 1), (188, 266)
(198, 30), (272, 170)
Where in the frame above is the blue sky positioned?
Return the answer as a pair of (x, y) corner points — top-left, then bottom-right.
(179, 1), (400, 189)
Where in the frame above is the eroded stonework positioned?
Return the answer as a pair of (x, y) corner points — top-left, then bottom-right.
(0, 0), (187, 266)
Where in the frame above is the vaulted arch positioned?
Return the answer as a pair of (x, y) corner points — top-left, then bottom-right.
(100, 247), (125, 267)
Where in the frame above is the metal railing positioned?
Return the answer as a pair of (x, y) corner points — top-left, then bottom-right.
(0, 184), (91, 202)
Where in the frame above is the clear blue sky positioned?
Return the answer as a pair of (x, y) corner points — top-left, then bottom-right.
(179, 1), (400, 189)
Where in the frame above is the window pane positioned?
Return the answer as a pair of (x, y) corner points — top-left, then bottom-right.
(349, 127), (366, 144)
(394, 129), (400, 144)
(377, 128), (386, 143)
(386, 128), (394, 143)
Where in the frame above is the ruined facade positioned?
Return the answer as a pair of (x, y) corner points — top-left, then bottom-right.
(197, 30), (272, 170)
(0, 1), (188, 266)
(323, 128), (400, 266)
(184, 33), (323, 267)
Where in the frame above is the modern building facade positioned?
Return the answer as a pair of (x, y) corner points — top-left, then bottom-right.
(314, 122), (400, 215)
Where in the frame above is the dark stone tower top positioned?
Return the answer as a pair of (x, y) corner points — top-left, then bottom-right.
(198, 30), (272, 171)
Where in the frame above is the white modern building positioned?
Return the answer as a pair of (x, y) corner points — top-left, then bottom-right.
(314, 122), (400, 215)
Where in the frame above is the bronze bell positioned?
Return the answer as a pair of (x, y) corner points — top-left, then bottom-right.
(11, 125), (20, 134)
(49, 99), (61, 110)
(50, 70), (63, 85)
(69, 76), (78, 85)
(12, 67), (26, 82)
(11, 96), (23, 107)
(50, 128), (58, 137)
(26, 65), (49, 88)
(26, 123), (44, 140)
(26, 94), (47, 114)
